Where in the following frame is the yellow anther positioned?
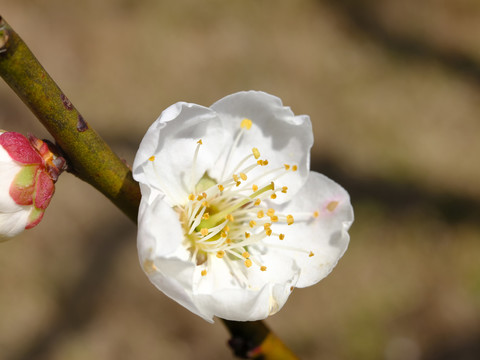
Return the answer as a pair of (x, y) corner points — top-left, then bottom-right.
(226, 214), (234, 221)
(216, 250), (225, 258)
(188, 193), (195, 201)
(263, 223), (271, 230)
(245, 232), (251, 238)
(240, 173), (247, 181)
(281, 186), (288, 193)
(284, 164), (290, 170)
(257, 210), (265, 218)
(252, 147), (260, 159)
(197, 195), (204, 201)
(202, 213), (210, 220)
(242, 251), (250, 258)
(279, 234), (285, 240)
(244, 259), (253, 268)
(270, 215), (279, 222)
(270, 181), (275, 190)
(197, 139), (203, 145)
(224, 225), (230, 232)
(241, 118), (253, 130)
(202, 201), (209, 207)
(235, 181), (241, 187)
(249, 220), (257, 228)
(267, 208), (275, 217)
(292, 165), (298, 171)
(257, 160), (263, 166)
(202, 192), (207, 199)
(266, 228), (272, 236)
(148, 155), (155, 161)
(263, 160), (269, 166)
(270, 193), (277, 199)
(252, 184), (259, 192)
(254, 198), (261, 206)
(220, 231), (227, 238)
(200, 228), (209, 236)
(225, 238), (232, 244)
(233, 174), (239, 182)
(326, 201), (339, 212)
(201, 269), (207, 276)
(260, 266), (267, 271)
(286, 215), (294, 225)
(218, 184), (225, 192)
(309, 251), (314, 257)
(313, 211), (319, 218)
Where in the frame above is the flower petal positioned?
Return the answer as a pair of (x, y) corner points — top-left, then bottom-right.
(193, 253), (300, 321)
(265, 172), (354, 288)
(210, 91), (313, 201)
(133, 102), (228, 206)
(0, 208), (31, 240)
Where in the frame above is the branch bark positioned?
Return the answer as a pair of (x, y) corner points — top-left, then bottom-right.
(0, 16), (298, 360)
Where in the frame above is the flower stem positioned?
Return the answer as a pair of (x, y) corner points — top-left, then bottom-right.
(0, 16), (298, 359)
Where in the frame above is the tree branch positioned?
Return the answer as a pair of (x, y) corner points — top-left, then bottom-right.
(0, 16), (297, 359)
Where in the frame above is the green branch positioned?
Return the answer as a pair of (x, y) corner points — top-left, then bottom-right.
(0, 16), (298, 360)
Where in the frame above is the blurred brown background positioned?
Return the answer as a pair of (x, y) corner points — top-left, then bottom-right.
(1, 1), (480, 359)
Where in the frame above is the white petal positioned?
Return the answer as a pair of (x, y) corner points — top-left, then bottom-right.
(0, 147), (24, 213)
(0, 208), (31, 240)
(193, 253), (299, 321)
(133, 102), (228, 205)
(265, 172), (354, 288)
(210, 91), (313, 200)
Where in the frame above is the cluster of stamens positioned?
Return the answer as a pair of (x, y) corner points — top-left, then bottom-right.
(147, 118), (324, 281)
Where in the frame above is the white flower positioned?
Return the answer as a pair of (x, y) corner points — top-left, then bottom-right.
(133, 91), (354, 322)
(0, 130), (59, 241)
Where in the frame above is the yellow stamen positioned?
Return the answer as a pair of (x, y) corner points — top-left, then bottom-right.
(202, 201), (209, 207)
(279, 234), (285, 240)
(249, 220), (256, 228)
(264, 223), (271, 230)
(260, 266), (267, 271)
(270, 215), (279, 222)
(309, 251), (314, 257)
(257, 210), (265, 218)
(245, 232), (251, 238)
(202, 192), (207, 199)
(200, 228), (209, 236)
(197, 139), (203, 145)
(201, 269), (207, 276)
(327, 201), (339, 212)
(240, 172), (247, 181)
(216, 250), (225, 258)
(224, 225), (230, 232)
(292, 165), (298, 171)
(244, 259), (253, 268)
(220, 231), (227, 238)
(313, 211), (319, 218)
(233, 174), (239, 182)
(188, 193), (195, 201)
(202, 213), (210, 220)
(281, 186), (288, 193)
(252, 184), (259, 192)
(148, 156), (155, 161)
(286, 215), (294, 225)
(197, 195), (204, 201)
(241, 118), (253, 129)
(252, 147), (260, 159)
(225, 238), (232, 244)
(218, 184), (224, 192)
(242, 251), (250, 258)
(266, 228), (272, 236)
(267, 208), (275, 217)
(270, 193), (277, 199)
(284, 164), (290, 170)
(254, 198), (261, 206)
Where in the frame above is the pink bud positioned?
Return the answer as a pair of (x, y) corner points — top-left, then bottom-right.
(0, 130), (65, 241)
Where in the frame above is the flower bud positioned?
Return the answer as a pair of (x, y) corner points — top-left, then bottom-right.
(0, 130), (65, 241)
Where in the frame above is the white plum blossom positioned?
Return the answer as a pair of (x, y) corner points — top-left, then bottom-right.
(133, 91), (354, 322)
